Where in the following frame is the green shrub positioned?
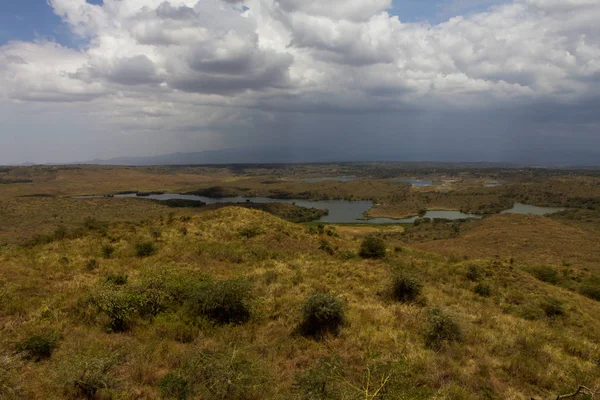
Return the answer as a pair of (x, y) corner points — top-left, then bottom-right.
(85, 259), (98, 271)
(359, 237), (386, 259)
(54, 226), (68, 240)
(158, 371), (191, 400)
(101, 244), (115, 259)
(474, 283), (492, 297)
(103, 274), (128, 286)
(424, 308), (463, 350)
(580, 282), (600, 301)
(540, 297), (565, 318)
(338, 251), (356, 261)
(135, 241), (157, 257)
(530, 266), (559, 284)
(293, 356), (343, 400)
(319, 239), (335, 255)
(187, 279), (252, 325)
(16, 331), (59, 361)
(59, 354), (120, 399)
(466, 265), (481, 282)
(84, 217), (108, 232)
(239, 226), (263, 239)
(391, 273), (423, 302)
(299, 292), (346, 339)
(183, 349), (270, 400)
(88, 288), (146, 332)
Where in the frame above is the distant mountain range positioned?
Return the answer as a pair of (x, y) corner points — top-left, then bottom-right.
(6, 147), (599, 168)
(83, 148), (349, 166)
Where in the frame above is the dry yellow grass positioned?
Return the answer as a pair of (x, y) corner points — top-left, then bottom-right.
(1, 207), (599, 399)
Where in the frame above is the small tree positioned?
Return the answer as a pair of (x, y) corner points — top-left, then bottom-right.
(359, 237), (386, 259)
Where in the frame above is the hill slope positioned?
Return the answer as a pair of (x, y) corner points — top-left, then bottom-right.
(1, 208), (599, 399)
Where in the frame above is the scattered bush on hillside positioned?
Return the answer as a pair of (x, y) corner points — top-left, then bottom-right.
(424, 308), (463, 350)
(15, 331), (59, 361)
(391, 273), (423, 303)
(319, 239), (335, 255)
(540, 297), (565, 318)
(530, 266), (560, 285)
(186, 279), (252, 325)
(298, 292), (346, 339)
(474, 283), (492, 297)
(239, 226), (263, 239)
(182, 349), (270, 400)
(58, 353), (121, 399)
(359, 237), (386, 259)
(293, 356), (343, 400)
(54, 226), (68, 240)
(103, 274), (128, 286)
(85, 259), (98, 271)
(87, 288), (147, 332)
(101, 244), (115, 259)
(339, 251), (356, 261)
(135, 241), (156, 257)
(466, 265), (481, 282)
(579, 281), (600, 301)
(158, 371), (191, 400)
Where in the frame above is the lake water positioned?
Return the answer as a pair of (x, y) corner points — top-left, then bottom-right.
(296, 177), (437, 187)
(78, 193), (481, 224)
(501, 203), (564, 215)
(297, 177), (357, 183)
(76, 194), (563, 224)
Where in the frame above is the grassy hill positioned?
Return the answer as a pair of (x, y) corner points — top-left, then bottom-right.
(1, 207), (599, 399)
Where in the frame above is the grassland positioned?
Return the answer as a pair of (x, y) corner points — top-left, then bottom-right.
(1, 164), (600, 399)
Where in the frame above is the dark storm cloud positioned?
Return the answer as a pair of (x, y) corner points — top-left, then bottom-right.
(1, 0), (600, 164)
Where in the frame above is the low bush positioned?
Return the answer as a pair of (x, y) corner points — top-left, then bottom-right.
(540, 297), (565, 318)
(474, 283), (492, 297)
(87, 288), (146, 332)
(135, 241), (157, 257)
(579, 282), (600, 301)
(16, 331), (59, 361)
(391, 273), (423, 302)
(239, 226), (263, 239)
(424, 308), (463, 350)
(186, 279), (252, 325)
(359, 237), (386, 259)
(183, 349), (270, 400)
(466, 265), (481, 282)
(298, 292), (345, 339)
(530, 266), (560, 285)
(101, 244), (115, 259)
(158, 371), (191, 400)
(59, 354), (120, 399)
(293, 356), (343, 400)
(103, 274), (128, 286)
(85, 259), (98, 271)
(319, 239), (335, 255)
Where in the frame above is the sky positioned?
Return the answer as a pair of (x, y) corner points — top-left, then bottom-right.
(0, 0), (599, 165)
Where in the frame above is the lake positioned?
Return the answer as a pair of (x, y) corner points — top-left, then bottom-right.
(296, 177), (438, 187)
(501, 203), (564, 215)
(78, 193), (481, 224)
(76, 194), (564, 224)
